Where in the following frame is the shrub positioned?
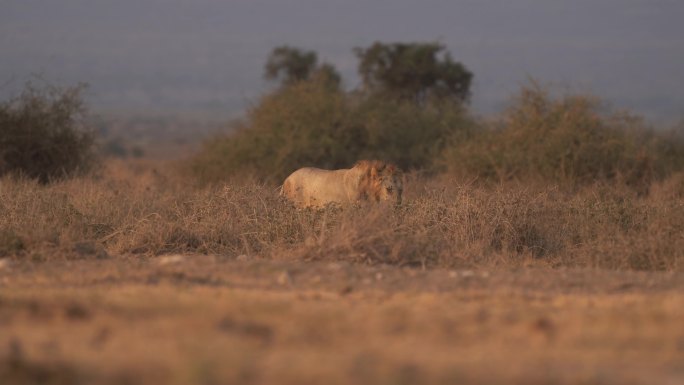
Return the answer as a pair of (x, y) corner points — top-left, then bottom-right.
(442, 84), (684, 190)
(0, 83), (97, 183)
(189, 81), (349, 183)
(348, 97), (472, 171)
(190, 80), (474, 183)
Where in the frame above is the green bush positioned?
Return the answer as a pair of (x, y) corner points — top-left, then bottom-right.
(442, 84), (684, 190)
(0, 83), (97, 183)
(190, 79), (473, 183)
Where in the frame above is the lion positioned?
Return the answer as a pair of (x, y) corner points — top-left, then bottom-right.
(281, 160), (403, 208)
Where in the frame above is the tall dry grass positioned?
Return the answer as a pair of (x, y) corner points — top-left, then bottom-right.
(1, 160), (682, 270)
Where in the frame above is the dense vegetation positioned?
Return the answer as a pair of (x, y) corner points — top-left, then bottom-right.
(191, 42), (684, 190)
(0, 83), (97, 183)
(443, 84), (684, 191)
(190, 80), (472, 182)
(190, 42), (476, 183)
(1, 41), (683, 272)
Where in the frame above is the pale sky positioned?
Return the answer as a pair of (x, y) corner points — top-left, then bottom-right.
(2, 0), (683, 121)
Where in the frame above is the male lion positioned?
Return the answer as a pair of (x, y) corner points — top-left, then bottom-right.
(281, 160), (403, 208)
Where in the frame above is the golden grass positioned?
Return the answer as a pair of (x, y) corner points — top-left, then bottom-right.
(1, 160), (682, 270)
(1, 161), (683, 384)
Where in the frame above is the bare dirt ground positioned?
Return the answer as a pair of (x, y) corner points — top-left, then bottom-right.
(1, 256), (683, 385)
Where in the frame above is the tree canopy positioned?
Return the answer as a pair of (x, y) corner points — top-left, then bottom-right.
(354, 42), (473, 104)
(264, 46), (340, 89)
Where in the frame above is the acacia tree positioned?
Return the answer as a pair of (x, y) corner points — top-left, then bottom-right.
(264, 46), (340, 89)
(354, 42), (473, 105)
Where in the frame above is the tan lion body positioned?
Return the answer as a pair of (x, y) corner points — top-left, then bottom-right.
(282, 160), (403, 208)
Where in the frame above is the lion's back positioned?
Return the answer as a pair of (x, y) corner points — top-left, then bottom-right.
(282, 167), (352, 208)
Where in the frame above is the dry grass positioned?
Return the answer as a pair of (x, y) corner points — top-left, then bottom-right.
(0, 159), (684, 270)
(1, 160), (683, 271)
(1, 160), (684, 384)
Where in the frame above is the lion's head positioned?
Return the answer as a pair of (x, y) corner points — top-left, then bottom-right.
(355, 160), (403, 205)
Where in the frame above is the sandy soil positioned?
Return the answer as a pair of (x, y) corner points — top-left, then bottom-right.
(1, 256), (683, 385)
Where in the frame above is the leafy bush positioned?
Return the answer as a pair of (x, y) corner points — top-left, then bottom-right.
(190, 79), (473, 183)
(0, 83), (97, 183)
(442, 84), (684, 190)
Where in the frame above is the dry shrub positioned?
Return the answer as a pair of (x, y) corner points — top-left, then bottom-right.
(0, 172), (300, 259)
(1, 164), (682, 270)
(442, 83), (684, 191)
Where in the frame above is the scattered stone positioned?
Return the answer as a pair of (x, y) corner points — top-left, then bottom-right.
(0, 259), (10, 270)
(277, 271), (292, 285)
(236, 254), (250, 262)
(157, 254), (185, 265)
(327, 262), (343, 271)
(91, 327), (111, 348)
(339, 285), (354, 296)
(448, 270), (477, 278)
(64, 303), (91, 321)
(310, 275), (322, 284)
(531, 316), (556, 339)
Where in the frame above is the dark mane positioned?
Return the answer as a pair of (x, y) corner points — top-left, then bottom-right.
(353, 160), (390, 172)
(354, 160), (400, 201)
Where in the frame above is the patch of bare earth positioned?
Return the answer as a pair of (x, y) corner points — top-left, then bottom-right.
(1, 257), (682, 385)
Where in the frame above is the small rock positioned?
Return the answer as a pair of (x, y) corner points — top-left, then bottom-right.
(64, 303), (91, 321)
(236, 254), (250, 262)
(339, 285), (353, 296)
(532, 316), (555, 332)
(157, 254), (185, 265)
(310, 275), (322, 284)
(375, 272), (384, 281)
(327, 262), (343, 271)
(0, 259), (10, 270)
(277, 271), (292, 285)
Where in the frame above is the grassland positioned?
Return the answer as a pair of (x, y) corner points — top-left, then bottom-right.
(1, 160), (683, 384)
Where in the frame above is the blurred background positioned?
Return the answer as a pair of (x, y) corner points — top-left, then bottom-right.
(2, 0), (683, 123)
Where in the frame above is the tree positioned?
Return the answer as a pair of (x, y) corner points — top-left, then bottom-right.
(354, 42), (473, 105)
(264, 46), (341, 89)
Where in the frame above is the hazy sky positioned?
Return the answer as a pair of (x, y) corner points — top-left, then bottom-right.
(2, 0), (683, 121)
